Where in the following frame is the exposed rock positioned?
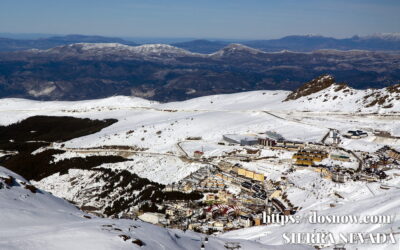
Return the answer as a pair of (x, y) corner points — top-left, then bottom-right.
(284, 75), (338, 101)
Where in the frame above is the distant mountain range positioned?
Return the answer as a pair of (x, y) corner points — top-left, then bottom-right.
(173, 34), (400, 53)
(0, 42), (399, 102)
(1, 34), (400, 53)
(0, 34), (138, 52)
(243, 34), (400, 53)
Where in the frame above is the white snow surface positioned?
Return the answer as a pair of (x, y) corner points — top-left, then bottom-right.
(44, 43), (200, 57)
(222, 187), (400, 249)
(211, 43), (266, 57)
(0, 89), (399, 249)
(0, 166), (309, 250)
(0, 89), (398, 184)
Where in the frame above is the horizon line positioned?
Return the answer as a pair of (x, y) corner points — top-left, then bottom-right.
(1, 32), (399, 42)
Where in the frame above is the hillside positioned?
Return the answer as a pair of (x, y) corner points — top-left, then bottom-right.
(2, 34), (400, 53)
(285, 75), (338, 100)
(244, 34), (400, 52)
(0, 166), (305, 250)
(284, 75), (400, 112)
(0, 44), (399, 102)
(172, 39), (229, 54)
(223, 186), (400, 249)
(39, 43), (197, 59)
(0, 88), (399, 249)
(0, 35), (138, 52)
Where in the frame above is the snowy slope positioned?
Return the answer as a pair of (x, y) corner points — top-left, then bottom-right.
(0, 84), (399, 249)
(210, 43), (266, 57)
(41, 43), (200, 58)
(222, 188), (400, 249)
(160, 76), (400, 114)
(285, 83), (400, 113)
(363, 33), (400, 41)
(0, 166), (310, 250)
(0, 84), (398, 184)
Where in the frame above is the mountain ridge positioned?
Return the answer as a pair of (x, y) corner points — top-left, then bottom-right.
(283, 75), (400, 112)
(38, 43), (197, 59)
(1, 42), (399, 102)
(1, 33), (400, 53)
(1, 166), (289, 250)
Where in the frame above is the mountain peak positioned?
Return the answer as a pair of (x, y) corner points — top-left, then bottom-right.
(75, 42), (131, 50)
(40, 43), (194, 57)
(387, 83), (400, 93)
(284, 74), (341, 101)
(212, 43), (265, 56)
(362, 33), (400, 41)
(42, 42), (131, 53)
(224, 43), (265, 52)
(132, 44), (193, 55)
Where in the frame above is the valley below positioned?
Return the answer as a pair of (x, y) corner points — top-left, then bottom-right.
(1, 77), (400, 249)
(0, 42), (399, 102)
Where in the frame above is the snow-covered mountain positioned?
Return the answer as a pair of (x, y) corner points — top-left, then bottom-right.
(0, 79), (399, 249)
(211, 43), (266, 57)
(284, 75), (400, 112)
(158, 75), (400, 114)
(223, 186), (400, 249)
(41, 42), (270, 59)
(2, 33), (400, 53)
(2, 42), (399, 102)
(38, 43), (198, 59)
(0, 166), (307, 250)
(362, 33), (400, 41)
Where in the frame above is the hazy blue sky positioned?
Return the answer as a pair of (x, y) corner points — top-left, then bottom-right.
(0, 0), (399, 39)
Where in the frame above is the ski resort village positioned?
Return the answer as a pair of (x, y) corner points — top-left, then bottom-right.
(151, 129), (398, 234)
(0, 76), (400, 249)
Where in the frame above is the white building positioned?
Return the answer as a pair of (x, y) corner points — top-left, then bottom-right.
(138, 212), (166, 225)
